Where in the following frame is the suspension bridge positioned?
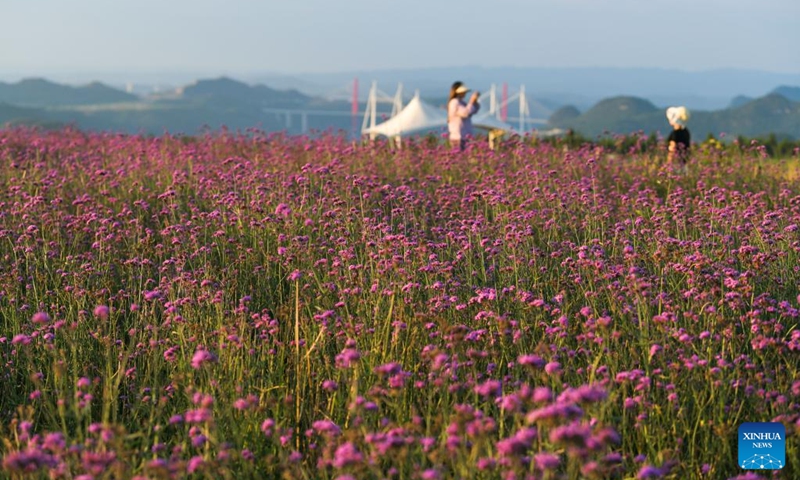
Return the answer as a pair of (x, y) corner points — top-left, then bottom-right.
(262, 79), (550, 135)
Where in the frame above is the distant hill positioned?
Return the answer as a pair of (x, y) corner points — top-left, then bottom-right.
(0, 78), (138, 107)
(181, 77), (309, 108)
(0, 77), (354, 135)
(548, 105), (581, 126)
(549, 93), (800, 139)
(772, 85), (800, 102)
(581, 96), (657, 124)
(729, 95), (753, 108)
(3, 76), (799, 139)
(0, 102), (61, 128)
(550, 97), (661, 135)
(719, 93), (800, 138)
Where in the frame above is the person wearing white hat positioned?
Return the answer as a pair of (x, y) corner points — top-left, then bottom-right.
(448, 81), (480, 150)
(666, 106), (691, 168)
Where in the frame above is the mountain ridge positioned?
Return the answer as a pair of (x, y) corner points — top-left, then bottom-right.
(0, 78), (138, 107)
(550, 93), (800, 139)
(1, 76), (800, 139)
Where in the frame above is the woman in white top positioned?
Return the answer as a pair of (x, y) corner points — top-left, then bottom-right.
(447, 81), (480, 150)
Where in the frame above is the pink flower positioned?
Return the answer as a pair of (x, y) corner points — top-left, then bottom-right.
(275, 203), (292, 217)
(649, 344), (662, 358)
(311, 420), (341, 437)
(335, 348), (360, 369)
(187, 456), (204, 473)
(637, 465), (665, 479)
(331, 442), (363, 469)
(190, 349), (217, 369)
(531, 387), (553, 403)
(321, 380), (338, 392)
(31, 312), (51, 324)
(534, 452), (560, 470)
(288, 270), (303, 281)
(544, 361), (562, 375)
(261, 419), (275, 436)
(93, 305), (110, 320)
(11, 334), (31, 345)
(518, 354), (545, 368)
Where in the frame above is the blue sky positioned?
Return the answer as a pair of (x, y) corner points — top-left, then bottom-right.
(1, 0), (798, 79)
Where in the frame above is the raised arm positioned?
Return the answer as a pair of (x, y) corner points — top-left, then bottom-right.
(449, 98), (479, 119)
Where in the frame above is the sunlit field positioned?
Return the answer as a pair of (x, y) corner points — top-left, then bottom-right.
(0, 127), (798, 479)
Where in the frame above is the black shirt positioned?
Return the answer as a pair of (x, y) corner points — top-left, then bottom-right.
(668, 128), (691, 155)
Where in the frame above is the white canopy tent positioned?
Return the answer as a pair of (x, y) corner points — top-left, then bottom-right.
(362, 93), (447, 138)
(361, 85), (518, 145)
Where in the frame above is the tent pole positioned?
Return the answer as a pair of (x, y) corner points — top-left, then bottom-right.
(370, 81), (378, 140)
(361, 81), (373, 138)
(519, 85), (525, 133)
(393, 83), (403, 117)
(489, 84), (496, 117)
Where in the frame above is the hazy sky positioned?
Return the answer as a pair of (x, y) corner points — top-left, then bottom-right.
(1, 0), (798, 79)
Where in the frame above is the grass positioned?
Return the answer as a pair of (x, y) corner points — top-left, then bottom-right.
(0, 128), (797, 479)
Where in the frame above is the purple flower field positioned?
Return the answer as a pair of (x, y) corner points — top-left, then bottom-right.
(0, 127), (798, 479)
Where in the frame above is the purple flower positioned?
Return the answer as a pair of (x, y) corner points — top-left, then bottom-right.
(518, 354), (545, 368)
(726, 473), (768, 480)
(321, 380), (338, 391)
(474, 379), (502, 398)
(11, 334), (31, 345)
(275, 203), (292, 217)
(496, 427), (537, 457)
(534, 452), (560, 470)
(288, 269), (303, 281)
(374, 362), (403, 376)
(637, 465), (665, 479)
(42, 432), (66, 452)
(93, 305), (110, 320)
(548, 422), (591, 447)
(191, 349), (217, 369)
(143, 290), (162, 302)
(419, 436), (436, 452)
(526, 403), (583, 423)
(31, 312), (51, 324)
(420, 469), (440, 480)
(2, 450), (58, 473)
(187, 456), (204, 473)
(164, 346), (179, 362)
(191, 434), (208, 448)
(184, 408), (213, 424)
(335, 348), (360, 369)
(532, 387), (553, 403)
(311, 419), (341, 437)
(544, 361), (562, 375)
(557, 385), (607, 404)
(650, 343), (663, 358)
(331, 442), (363, 468)
(260, 419), (275, 436)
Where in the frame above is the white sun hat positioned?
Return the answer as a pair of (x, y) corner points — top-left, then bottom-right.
(666, 106), (690, 127)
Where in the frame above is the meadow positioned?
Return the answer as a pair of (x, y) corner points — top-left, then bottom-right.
(0, 127), (798, 479)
